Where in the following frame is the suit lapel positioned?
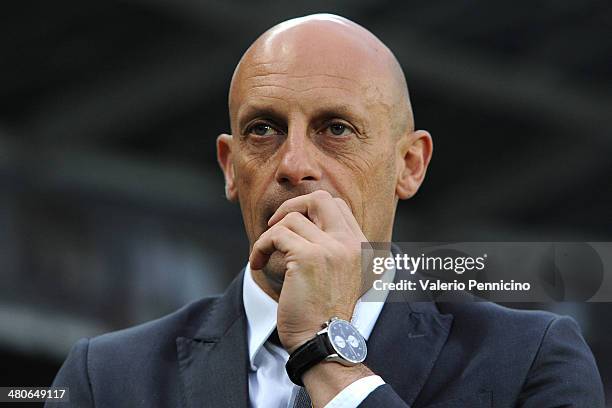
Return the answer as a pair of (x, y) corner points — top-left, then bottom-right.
(366, 264), (453, 407)
(176, 270), (249, 408)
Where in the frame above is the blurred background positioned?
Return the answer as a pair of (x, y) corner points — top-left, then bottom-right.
(1, 0), (611, 405)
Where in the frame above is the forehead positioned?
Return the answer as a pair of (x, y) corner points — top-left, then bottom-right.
(229, 21), (395, 120)
(244, 60), (363, 91)
(231, 58), (388, 123)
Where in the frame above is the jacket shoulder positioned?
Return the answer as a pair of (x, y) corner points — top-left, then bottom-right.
(49, 295), (225, 407)
(438, 300), (562, 334)
(435, 301), (580, 363)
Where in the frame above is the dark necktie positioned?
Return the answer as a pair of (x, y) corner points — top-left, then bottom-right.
(293, 387), (313, 408)
(268, 329), (313, 408)
(268, 328), (283, 348)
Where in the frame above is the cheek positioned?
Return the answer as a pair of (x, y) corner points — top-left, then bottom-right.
(233, 140), (280, 189)
(368, 153), (398, 225)
(347, 149), (398, 237)
(336, 145), (395, 196)
(234, 146), (273, 190)
(365, 150), (398, 206)
(325, 149), (388, 224)
(232, 148), (279, 238)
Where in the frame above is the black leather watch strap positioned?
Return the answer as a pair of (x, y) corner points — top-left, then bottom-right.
(285, 333), (333, 386)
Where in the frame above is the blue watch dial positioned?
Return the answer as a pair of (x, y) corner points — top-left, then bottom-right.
(327, 319), (367, 363)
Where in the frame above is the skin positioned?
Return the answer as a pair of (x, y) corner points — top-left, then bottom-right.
(217, 14), (432, 407)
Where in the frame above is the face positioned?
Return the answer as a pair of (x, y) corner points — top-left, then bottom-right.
(217, 20), (430, 285)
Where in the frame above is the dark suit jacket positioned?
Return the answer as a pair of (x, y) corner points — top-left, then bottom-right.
(47, 268), (605, 407)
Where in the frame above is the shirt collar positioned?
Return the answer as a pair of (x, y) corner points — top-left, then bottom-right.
(242, 262), (395, 369)
(243, 262), (279, 369)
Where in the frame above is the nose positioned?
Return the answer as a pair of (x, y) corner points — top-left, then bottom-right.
(275, 131), (322, 186)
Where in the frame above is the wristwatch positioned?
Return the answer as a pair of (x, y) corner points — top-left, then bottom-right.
(285, 317), (367, 386)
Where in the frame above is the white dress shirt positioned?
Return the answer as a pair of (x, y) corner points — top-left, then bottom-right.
(242, 262), (395, 408)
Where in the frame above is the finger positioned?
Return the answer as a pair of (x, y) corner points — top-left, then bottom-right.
(276, 211), (327, 243)
(249, 225), (310, 270)
(268, 190), (343, 232)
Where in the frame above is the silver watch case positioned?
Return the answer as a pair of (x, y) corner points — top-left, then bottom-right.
(318, 316), (367, 366)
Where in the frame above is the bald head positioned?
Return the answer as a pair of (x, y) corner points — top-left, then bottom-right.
(229, 13), (413, 137)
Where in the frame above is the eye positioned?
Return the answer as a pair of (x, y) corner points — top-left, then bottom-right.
(246, 122), (279, 137)
(323, 122), (354, 138)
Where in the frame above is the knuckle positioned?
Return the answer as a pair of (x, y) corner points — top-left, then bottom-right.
(313, 189), (332, 199)
(275, 225), (290, 237)
(251, 240), (262, 253)
(261, 226), (276, 241)
(255, 230), (268, 242)
(303, 245), (316, 258)
(311, 247), (327, 262)
(331, 241), (345, 254)
(286, 211), (302, 223)
(268, 225), (281, 237)
(334, 197), (348, 208)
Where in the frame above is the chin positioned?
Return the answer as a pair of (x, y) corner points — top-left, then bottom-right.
(262, 252), (287, 288)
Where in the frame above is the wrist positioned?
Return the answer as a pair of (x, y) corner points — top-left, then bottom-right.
(281, 311), (354, 353)
(303, 361), (372, 387)
(285, 317), (368, 386)
(283, 328), (324, 354)
(302, 362), (373, 407)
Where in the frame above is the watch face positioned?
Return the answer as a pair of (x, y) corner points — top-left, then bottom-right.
(327, 319), (367, 363)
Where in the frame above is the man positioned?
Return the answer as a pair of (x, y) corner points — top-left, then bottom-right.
(48, 14), (604, 407)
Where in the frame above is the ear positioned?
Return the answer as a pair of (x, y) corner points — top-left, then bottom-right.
(396, 129), (433, 200)
(216, 133), (238, 202)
